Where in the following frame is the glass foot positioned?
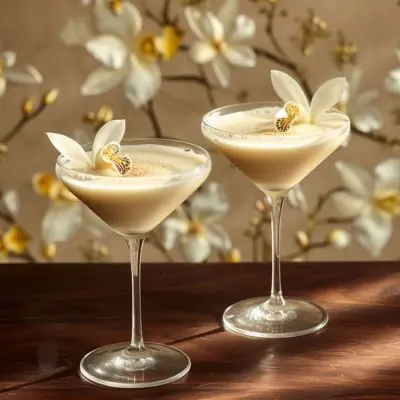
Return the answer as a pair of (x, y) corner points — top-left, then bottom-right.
(80, 342), (191, 388)
(223, 296), (328, 338)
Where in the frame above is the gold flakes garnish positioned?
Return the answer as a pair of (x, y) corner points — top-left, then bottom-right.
(101, 141), (132, 175)
(275, 102), (300, 132)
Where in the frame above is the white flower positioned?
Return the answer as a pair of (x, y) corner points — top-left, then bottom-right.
(340, 67), (382, 136)
(184, 0), (256, 88)
(46, 119), (126, 169)
(61, 0), (162, 107)
(271, 70), (349, 128)
(2, 190), (20, 217)
(331, 159), (400, 257)
(287, 185), (307, 213)
(0, 51), (42, 97)
(326, 229), (351, 249)
(385, 49), (400, 95)
(161, 182), (232, 262)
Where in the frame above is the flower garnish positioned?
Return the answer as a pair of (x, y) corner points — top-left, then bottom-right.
(46, 119), (132, 175)
(270, 69), (350, 130)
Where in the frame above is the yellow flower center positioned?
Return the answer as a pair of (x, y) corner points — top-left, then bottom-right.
(2, 226), (30, 255)
(108, 0), (122, 14)
(156, 26), (182, 61)
(374, 193), (400, 217)
(187, 221), (203, 235)
(212, 40), (222, 52)
(138, 35), (158, 59)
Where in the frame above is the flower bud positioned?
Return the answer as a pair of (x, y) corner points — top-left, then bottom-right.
(295, 230), (309, 249)
(42, 89), (59, 105)
(326, 229), (351, 249)
(22, 97), (34, 116)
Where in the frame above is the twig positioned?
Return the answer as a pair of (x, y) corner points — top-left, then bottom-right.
(197, 66), (216, 107)
(308, 186), (345, 221)
(161, 0), (173, 25)
(314, 216), (355, 226)
(352, 126), (400, 149)
(265, 2), (287, 59)
(143, 101), (163, 138)
(253, 47), (313, 100)
(284, 241), (327, 261)
(2, 104), (46, 144)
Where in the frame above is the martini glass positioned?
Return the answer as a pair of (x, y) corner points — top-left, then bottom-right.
(202, 102), (350, 338)
(56, 138), (211, 388)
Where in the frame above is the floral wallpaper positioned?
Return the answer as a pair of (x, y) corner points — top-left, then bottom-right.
(0, 0), (399, 263)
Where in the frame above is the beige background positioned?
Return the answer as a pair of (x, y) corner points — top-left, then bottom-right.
(0, 0), (399, 262)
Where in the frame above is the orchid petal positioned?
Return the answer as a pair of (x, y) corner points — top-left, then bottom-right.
(385, 68), (400, 95)
(204, 224), (232, 250)
(310, 77), (346, 120)
(217, 0), (238, 38)
(81, 66), (127, 96)
(335, 161), (373, 199)
(355, 213), (392, 258)
(123, 55), (161, 108)
(92, 119), (126, 164)
(42, 203), (82, 243)
(85, 35), (128, 68)
(184, 7), (208, 40)
(230, 15), (255, 42)
(331, 191), (367, 218)
(60, 18), (92, 46)
(2, 190), (20, 216)
(4, 65), (43, 84)
(189, 41), (217, 64)
(1, 51), (16, 67)
(0, 77), (6, 97)
(347, 66), (363, 98)
(374, 158), (400, 192)
(352, 107), (382, 133)
(94, 0), (142, 42)
(222, 44), (256, 68)
(161, 217), (188, 250)
(46, 133), (91, 168)
(287, 185), (307, 212)
(203, 12), (224, 41)
(181, 234), (211, 262)
(270, 70), (310, 116)
(212, 55), (231, 88)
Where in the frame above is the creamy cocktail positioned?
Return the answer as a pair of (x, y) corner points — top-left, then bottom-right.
(202, 70), (350, 339)
(48, 121), (211, 389)
(60, 143), (208, 235)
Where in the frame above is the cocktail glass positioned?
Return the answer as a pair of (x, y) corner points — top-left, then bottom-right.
(202, 102), (350, 338)
(56, 138), (211, 388)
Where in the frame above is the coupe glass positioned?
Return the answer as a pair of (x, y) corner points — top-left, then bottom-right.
(56, 138), (211, 388)
(202, 102), (350, 338)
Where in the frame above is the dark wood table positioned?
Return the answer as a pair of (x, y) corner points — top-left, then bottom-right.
(0, 262), (399, 399)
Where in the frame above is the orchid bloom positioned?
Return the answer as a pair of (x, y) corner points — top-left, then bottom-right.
(340, 67), (382, 136)
(184, 0), (256, 88)
(62, 0), (180, 107)
(0, 51), (42, 97)
(270, 70), (349, 128)
(161, 183), (237, 262)
(331, 159), (400, 257)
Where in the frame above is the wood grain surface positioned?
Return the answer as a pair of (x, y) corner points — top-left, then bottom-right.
(0, 262), (399, 399)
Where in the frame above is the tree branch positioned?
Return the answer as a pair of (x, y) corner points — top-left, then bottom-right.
(143, 101), (163, 138)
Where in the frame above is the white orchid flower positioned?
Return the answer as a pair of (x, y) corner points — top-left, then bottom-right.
(271, 70), (349, 127)
(385, 49), (400, 95)
(2, 190), (20, 217)
(331, 159), (400, 257)
(61, 0), (164, 107)
(161, 182), (233, 262)
(46, 119), (126, 170)
(184, 0), (256, 88)
(340, 67), (381, 137)
(0, 51), (42, 97)
(287, 185), (308, 213)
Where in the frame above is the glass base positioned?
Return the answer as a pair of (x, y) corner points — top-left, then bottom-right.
(80, 342), (191, 388)
(223, 296), (328, 339)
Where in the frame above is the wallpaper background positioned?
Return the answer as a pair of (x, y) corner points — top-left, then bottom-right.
(0, 0), (399, 262)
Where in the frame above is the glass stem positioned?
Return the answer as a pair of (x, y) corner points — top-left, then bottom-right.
(126, 237), (146, 351)
(266, 192), (286, 307)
